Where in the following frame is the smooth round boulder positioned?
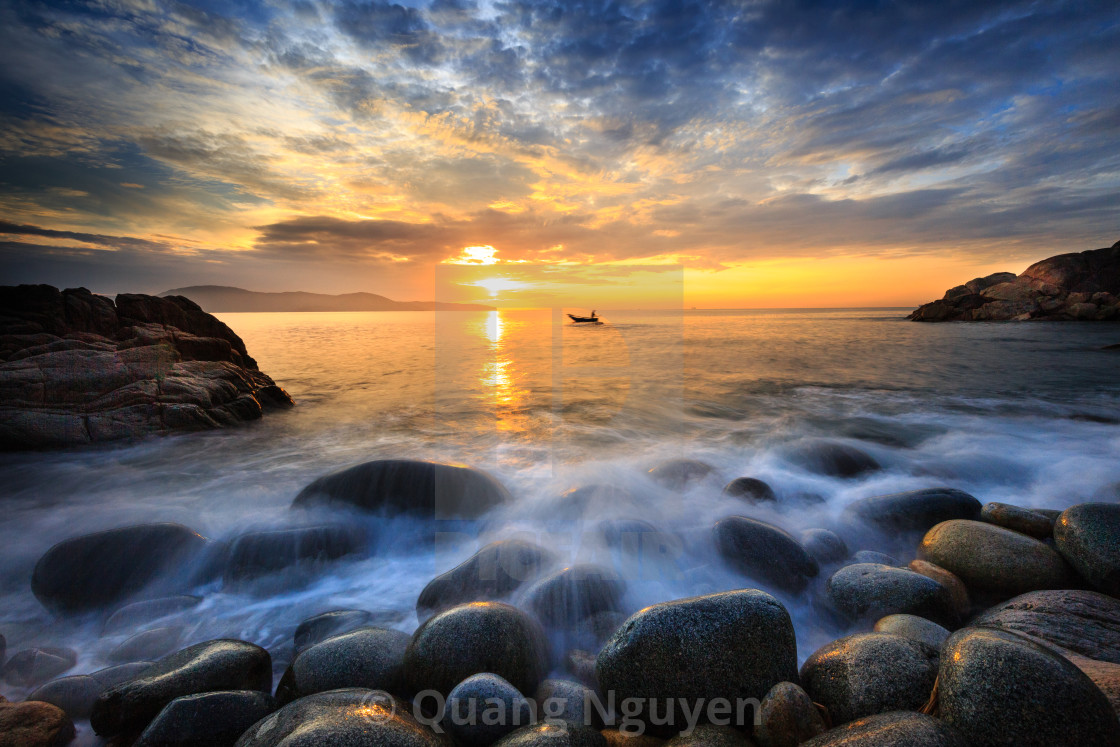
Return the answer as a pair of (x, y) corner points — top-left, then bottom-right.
(938, 627), (1120, 746)
(781, 440), (879, 478)
(234, 689), (447, 746)
(2, 647), (77, 687)
(294, 609), (376, 651)
(419, 540), (552, 619)
(647, 459), (713, 489)
(799, 633), (939, 726)
(848, 550), (899, 566)
(722, 477), (777, 504)
(91, 639), (272, 737)
(800, 711), (966, 746)
(873, 615), (950, 650)
(108, 626), (182, 663)
(597, 590), (798, 733)
(0, 700), (75, 747)
(600, 729), (664, 746)
(534, 678), (602, 729)
(221, 524), (366, 582)
(31, 523), (207, 614)
(919, 520), (1072, 595)
(548, 485), (637, 521)
(277, 626), (410, 704)
(134, 690), (276, 746)
(842, 488), (980, 534)
(447, 673), (534, 746)
(494, 723), (607, 747)
(971, 589), (1120, 663)
(755, 681), (826, 747)
(907, 560), (970, 619)
(979, 502), (1052, 539)
(29, 662), (154, 720)
(714, 517), (819, 593)
(520, 565), (626, 628)
(292, 459), (513, 518)
(801, 529), (849, 565)
(662, 724), (753, 745)
(104, 596), (202, 634)
(405, 602), (549, 698)
(826, 564), (957, 627)
(1054, 503), (1120, 596)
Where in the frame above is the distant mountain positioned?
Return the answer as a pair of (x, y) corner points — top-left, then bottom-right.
(160, 285), (495, 312)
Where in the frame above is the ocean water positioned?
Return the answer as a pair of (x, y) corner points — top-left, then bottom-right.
(1, 308), (1119, 694)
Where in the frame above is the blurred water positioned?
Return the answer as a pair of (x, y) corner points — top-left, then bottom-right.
(1, 308), (1118, 690)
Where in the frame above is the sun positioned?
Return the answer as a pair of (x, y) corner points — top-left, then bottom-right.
(470, 276), (527, 297)
(444, 245), (499, 265)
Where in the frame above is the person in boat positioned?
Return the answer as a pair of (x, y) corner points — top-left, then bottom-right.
(591, 310), (597, 317)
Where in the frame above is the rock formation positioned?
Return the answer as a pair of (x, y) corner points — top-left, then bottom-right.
(0, 284), (293, 449)
(909, 239), (1120, 321)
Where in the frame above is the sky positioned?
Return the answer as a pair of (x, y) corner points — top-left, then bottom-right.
(0, 0), (1117, 307)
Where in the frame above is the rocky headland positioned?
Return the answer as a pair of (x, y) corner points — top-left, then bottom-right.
(909, 239), (1120, 321)
(0, 284), (293, 450)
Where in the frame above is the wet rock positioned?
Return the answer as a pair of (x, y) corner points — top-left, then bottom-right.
(234, 688), (447, 746)
(801, 711), (966, 746)
(826, 564), (957, 627)
(754, 681), (825, 747)
(979, 502), (1052, 539)
(534, 679), (602, 729)
(713, 517), (819, 593)
(104, 596), (202, 635)
(32, 523), (207, 614)
(600, 730), (664, 746)
(0, 633), (4, 664)
(291, 458), (513, 519)
(873, 615), (950, 649)
(781, 440), (879, 478)
(907, 561), (970, 619)
(447, 673), (534, 746)
(800, 529), (849, 565)
(919, 520), (1072, 595)
(405, 602), (550, 698)
(277, 626), (410, 704)
(841, 488), (981, 534)
(418, 540), (552, 619)
(597, 590), (798, 733)
(134, 689), (276, 747)
(495, 723), (607, 746)
(520, 565), (626, 629)
(800, 633), (939, 726)
(29, 662), (154, 719)
(109, 626), (182, 663)
(1054, 503), (1120, 596)
(662, 724), (753, 746)
(647, 459), (714, 489)
(0, 699), (74, 747)
(91, 639), (271, 736)
(294, 609), (375, 652)
(2, 647), (77, 687)
(971, 589), (1120, 663)
(722, 478), (777, 504)
(565, 650), (598, 689)
(549, 486), (638, 521)
(938, 627), (1120, 746)
(848, 550), (898, 566)
(221, 524), (366, 583)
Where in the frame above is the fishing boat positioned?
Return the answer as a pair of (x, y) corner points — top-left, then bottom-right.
(567, 310), (600, 323)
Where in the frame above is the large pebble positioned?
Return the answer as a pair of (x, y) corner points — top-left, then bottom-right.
(662, 724), (752, 745)
(1054, 502), (1120, 596)
(419, 540), (552, 618)
(800, 529), (849, 565)
(781, 440), (879, 478)
(2, 647), (77, 687)
(979, 502), (1052, 539)
(103, 596), (202, 634)
(647, 459), (713, 489)
(714, 517), (819, 593)
(109, 626), (182, 662)
(221, 524), (365, 582)
(754, 681), (825, 747)
(294, 609), (375, 651)
(597, 590), (797, 733)
(494, 723), (607, 746)
(0, 700), (74, 747)
(722, 477), (777, 504)
(800, 633), (938, 725)
(405, 602), (549, 698)
(134, 690), (276, 746)
(826, 564), (956, 627)
(971, 589), (1120, 663)
(873, 615), (950, 650)
(801, 711), (965, 746)
(447, 673), (534, 746)
(534, 678), (602, 729)
(841, 488), (980, 534)
(907, 560), (970, 618)
(918, 520), (1071, 595)
(29, 662), (153, 719)
(520, 565), (625, 628)
(938, 627), (1120, 746)
(277, 626), (409, 704)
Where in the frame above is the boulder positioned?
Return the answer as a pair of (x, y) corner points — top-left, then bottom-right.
(600, 730), (664, 746)
(404, 602), (550, 698)
(937, 627), (1120, 746)
(233, 689), (448, 746)
(220, 524), (366, 583)
(104, 596), (202, 635)
(596, 590), (798, 733)
(519, 565), (626, 629)
(418, 540), (552, 618)
(713, 517), (819, 593)
(134, 690), (276, 747)
(291, 459), (513, 519)
(276, 626), (410, 704)
(91, 639), (272, 736)
(2, 647), (77, 687)
(826, 564), (957, 627)
(800, 529), (849, 565)
(494, 723), (607, 746)
(800, 711), (966, 746)
(1054, 503), (1120, 596)
(780, 440), (879, 478)
(662, 724), (753, 745)
(799, 633), (939, 726)
(979, 502), (1052, 539)
(971, 589), (1120, 663)
(918, 520), (1072, 595)
(293, 609), (376, 652)
(446, 673), (534, 746)
(841, 488), (981, 535)
(0, 699), (74, 747)
(31, 523), (207, 614)
(873, 615), (950, 650)
(647, 459), (714, 489)
(847, 550), (898, 566)
(722, 478), (777, 504)
(534, 679), (602, 729)
(564, 650), (598, 689)
(108, 626), (183, 663)
(907, 560), (970, 619)
(754, 681), (826, 747)
(29, 662), (153, 719)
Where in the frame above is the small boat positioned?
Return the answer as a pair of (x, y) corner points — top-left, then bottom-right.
(567, 312), (600, 323)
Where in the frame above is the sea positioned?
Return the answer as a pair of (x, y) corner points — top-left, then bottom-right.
(1, 308), (1118, 693)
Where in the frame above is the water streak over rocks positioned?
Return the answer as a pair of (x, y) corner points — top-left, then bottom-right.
(713, 517), (819, 593)
(519, 565), (626, 629)
(841, 488), (981, 535)
(779, 440), (880, 478)
(418, 540), (552, 619)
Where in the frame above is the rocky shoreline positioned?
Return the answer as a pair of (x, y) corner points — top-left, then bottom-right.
(0, 285), (293, 450)
(1, 457), (1118, 745)
(909, 239), (1120, 322)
